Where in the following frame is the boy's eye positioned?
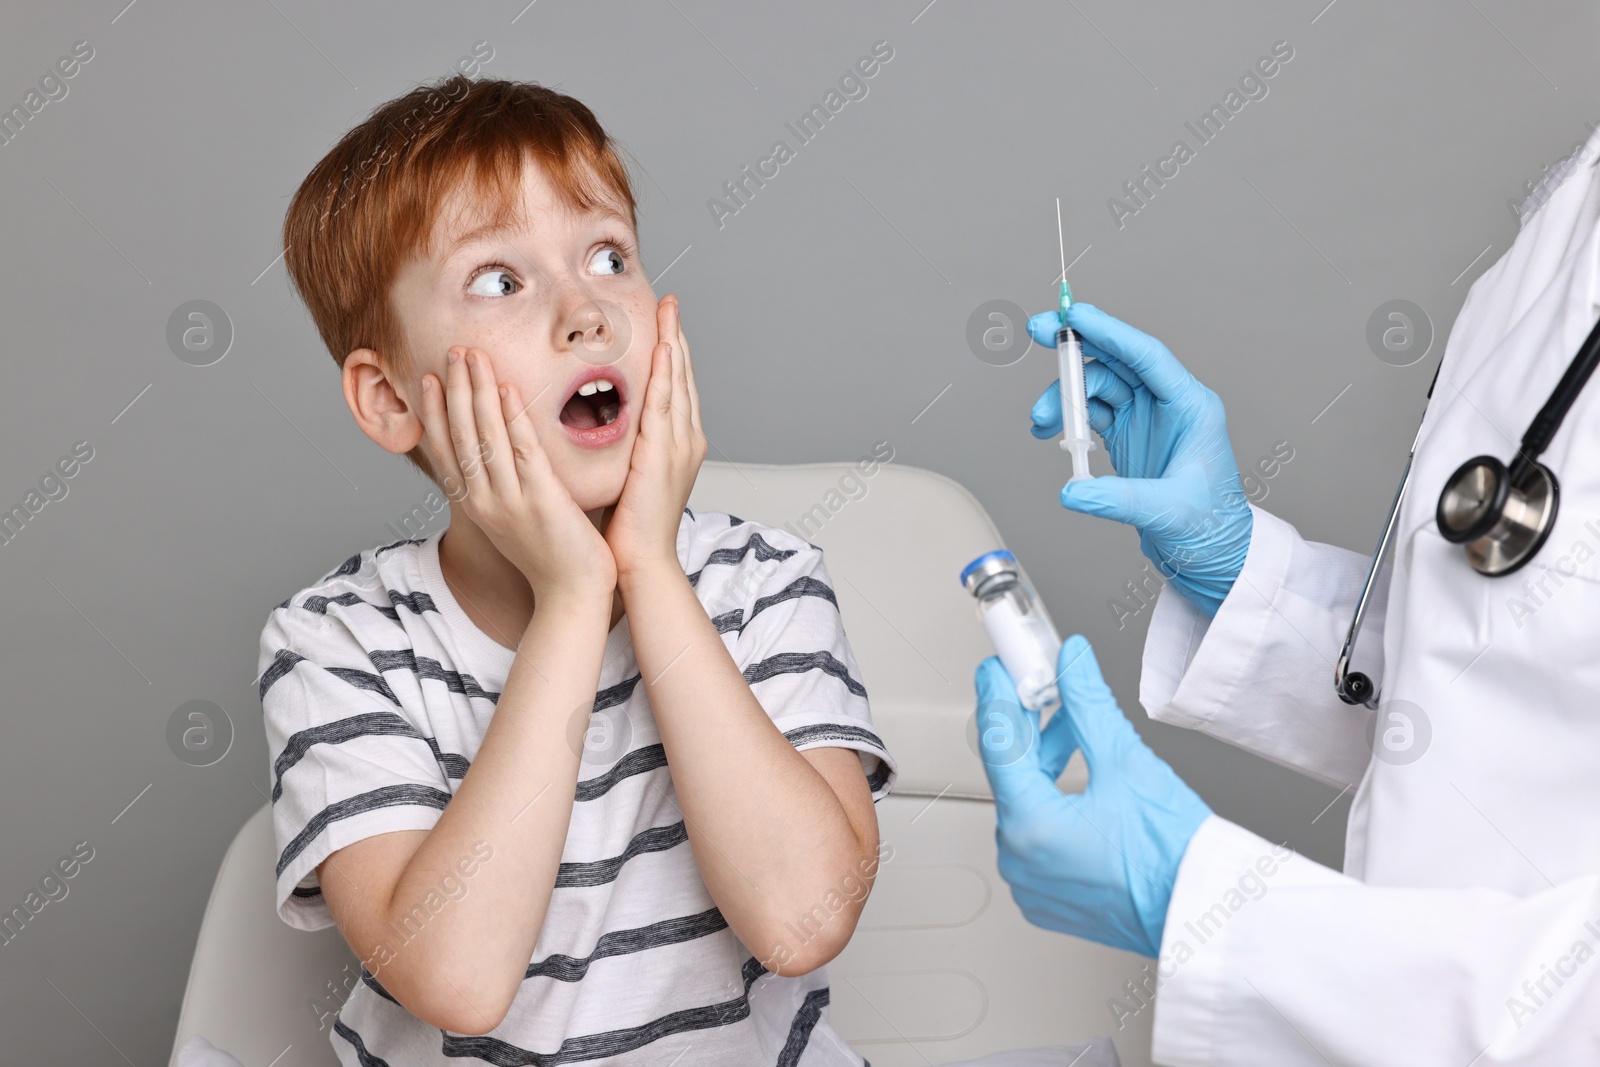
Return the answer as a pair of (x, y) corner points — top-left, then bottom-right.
(590, 248), (625, 276)
(467, 268), (519, 298)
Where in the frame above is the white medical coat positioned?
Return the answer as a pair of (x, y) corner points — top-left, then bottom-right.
(1140, 128), (1600, 1065)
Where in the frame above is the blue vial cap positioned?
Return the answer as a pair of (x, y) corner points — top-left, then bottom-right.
(960, 549), (1017, 589)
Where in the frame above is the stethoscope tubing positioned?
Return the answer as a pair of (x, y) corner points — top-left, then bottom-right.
(1335, 428), (1421, 708)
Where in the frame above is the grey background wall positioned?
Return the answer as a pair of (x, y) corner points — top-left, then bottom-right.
(1, 0), (1595, 1061)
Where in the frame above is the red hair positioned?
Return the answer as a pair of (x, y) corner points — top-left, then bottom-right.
(281, 74), (638, 483)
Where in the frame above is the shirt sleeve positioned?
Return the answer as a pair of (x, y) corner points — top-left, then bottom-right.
(257, 603), (455, 931)
(703, 521), (899, 802)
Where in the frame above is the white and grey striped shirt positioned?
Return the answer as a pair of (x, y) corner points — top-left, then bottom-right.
(258, 509), (897, 1066)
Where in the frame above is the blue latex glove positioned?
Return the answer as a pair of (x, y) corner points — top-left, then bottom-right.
(1027, 302), (1252, 616)
(974, 635), (1211, 958)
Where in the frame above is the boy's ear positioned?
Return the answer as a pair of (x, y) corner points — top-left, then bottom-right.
(343, 347), (425, 457)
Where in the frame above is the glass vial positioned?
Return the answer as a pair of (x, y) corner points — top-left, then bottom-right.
(961, 550), (1064, 714)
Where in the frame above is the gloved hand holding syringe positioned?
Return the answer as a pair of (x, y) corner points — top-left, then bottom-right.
(1054, 198), (1096, 483)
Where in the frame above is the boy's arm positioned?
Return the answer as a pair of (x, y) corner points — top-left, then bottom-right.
(317, 590), (609, 1035)
(603, 296), (888, 975)
(316, 342), (621, 1034)
(619, 561), (881, 975)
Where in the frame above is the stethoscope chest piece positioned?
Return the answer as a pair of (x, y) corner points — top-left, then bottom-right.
(1436, 455), (1560, 576)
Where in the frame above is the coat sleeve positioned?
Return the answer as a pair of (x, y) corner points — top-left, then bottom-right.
(1137, 504), (1380, 789)
(1150, 815), (1600, 1065)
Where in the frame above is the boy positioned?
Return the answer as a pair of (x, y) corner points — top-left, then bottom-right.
(259, 74), (898, 1065)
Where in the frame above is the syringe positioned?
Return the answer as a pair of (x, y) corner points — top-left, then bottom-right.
(1055, 199), (1096, 482)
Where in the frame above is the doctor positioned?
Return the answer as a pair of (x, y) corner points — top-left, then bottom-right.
(974, 128), (1600, 1063)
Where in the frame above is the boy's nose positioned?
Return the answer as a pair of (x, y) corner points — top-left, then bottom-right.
(560, 297), (630, 367)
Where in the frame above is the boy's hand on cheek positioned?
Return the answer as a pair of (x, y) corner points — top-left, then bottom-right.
(419, 346), (617, 606)
(607, 295), (707, 583)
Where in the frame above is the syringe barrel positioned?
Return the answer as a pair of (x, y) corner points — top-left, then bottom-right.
(1056, 326), (1096, 481)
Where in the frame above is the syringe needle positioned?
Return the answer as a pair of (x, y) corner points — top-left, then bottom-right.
(1055, 197), (1067, 284)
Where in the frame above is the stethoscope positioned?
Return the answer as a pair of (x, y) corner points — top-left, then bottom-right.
(1334, 312), (1600, 707)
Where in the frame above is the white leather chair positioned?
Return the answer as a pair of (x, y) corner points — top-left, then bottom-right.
(169, 461), (1155, 1067)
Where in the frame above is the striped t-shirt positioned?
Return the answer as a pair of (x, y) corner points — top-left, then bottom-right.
(257, 509), (898, 1067)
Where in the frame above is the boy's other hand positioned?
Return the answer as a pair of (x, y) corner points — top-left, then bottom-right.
(607, 295), (706, 583)
(419, 345), (616, 603)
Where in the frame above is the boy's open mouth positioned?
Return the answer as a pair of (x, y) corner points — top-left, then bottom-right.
(559, 374), (622, 431)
